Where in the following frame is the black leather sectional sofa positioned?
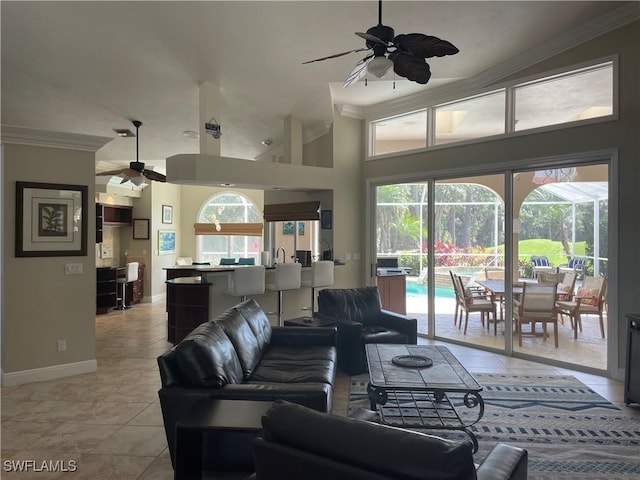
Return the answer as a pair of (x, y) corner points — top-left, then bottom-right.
(252, 400), (528, 480)
(157, 299), (337, 469)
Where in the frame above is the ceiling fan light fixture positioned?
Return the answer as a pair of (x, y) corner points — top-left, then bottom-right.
(368, 55), (393, 78)
(130, 175), (145, 186)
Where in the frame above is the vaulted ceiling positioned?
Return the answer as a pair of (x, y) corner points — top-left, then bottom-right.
(1, 1), (635, 175)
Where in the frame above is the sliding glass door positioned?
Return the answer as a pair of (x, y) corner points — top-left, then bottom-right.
(373, 161), (608, 371)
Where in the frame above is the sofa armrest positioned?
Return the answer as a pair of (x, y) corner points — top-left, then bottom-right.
(315, 314), (364, 375)
(270, 326), (337, 347)
(476, 443), (528, 480)
(378, 310), (418, 344)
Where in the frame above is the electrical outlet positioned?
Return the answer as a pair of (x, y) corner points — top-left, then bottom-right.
(64, 263), (83, 275)
(346, 253), (352, 261)
(57, 340), (66, 352)
(354, 253), (361, 260)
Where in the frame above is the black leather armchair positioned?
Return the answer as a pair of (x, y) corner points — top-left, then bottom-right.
(252, 400), (528, 480)
(317, 287), (417, 375)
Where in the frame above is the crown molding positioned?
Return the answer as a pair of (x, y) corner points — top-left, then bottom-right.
(0, 125), (112, 152)
(359, 3), (639, 120)
(336, 104), (365, 119)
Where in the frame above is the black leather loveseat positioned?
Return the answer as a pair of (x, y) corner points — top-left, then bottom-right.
(157, 299), (337, 469)
(252, 400), (528, 480)
(317, 287), (417, 374)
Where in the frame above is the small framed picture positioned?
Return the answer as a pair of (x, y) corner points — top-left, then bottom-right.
(162, 204), (173, 224)
(133, 218), (150, 240)
(158, 230), (176, 255)
(298, 222), (305, 235)
(321, 210), (332, 230)
(282, 221), (295, 235)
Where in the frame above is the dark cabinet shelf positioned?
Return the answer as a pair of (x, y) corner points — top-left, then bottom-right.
(625, 313), (640, 405)
(97, 267), (120, 314)
(166, 277), (211, 344)
(96, 204), (133, 243)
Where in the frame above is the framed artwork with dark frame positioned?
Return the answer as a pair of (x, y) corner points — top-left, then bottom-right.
(321, 209), (332, 230)
(15, 181), (88, 257)
(162, 204), (173, 224)
(133, 218), (150, 239)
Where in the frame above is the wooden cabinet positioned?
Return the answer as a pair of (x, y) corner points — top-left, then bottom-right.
(97, 267), (120, 314)
(166, 277), (211, 344)
(96, 204), (133, 243)
(377, 274), (407, 315)
(625, 313), (640, 405)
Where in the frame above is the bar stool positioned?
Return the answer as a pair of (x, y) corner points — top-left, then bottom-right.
(266, 263), (302, 326)
(301, 260), (334, 312)
(225, 265), (265, 302)
(117, 262), (139, 310)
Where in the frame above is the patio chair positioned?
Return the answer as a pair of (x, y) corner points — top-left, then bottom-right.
(531, 255), (554, 277)
(453, 274), (497, 335)
(557, 257), (586, 278)
(556, 276), (607, 339)
(514, 282), (559, 348)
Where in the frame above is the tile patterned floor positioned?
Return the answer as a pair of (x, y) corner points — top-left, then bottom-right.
(2, 299), (638, 479)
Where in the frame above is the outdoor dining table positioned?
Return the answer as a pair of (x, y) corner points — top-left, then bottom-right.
(474, 279), (564, 321)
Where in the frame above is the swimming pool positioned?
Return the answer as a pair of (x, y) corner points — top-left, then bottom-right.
(406, 281), (455, 299)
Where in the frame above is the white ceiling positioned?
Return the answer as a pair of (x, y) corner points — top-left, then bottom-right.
(1, 1), (634, 174)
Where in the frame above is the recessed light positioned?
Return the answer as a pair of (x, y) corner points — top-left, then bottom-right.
(272, 186), (285, 190)
(261, 139), (273, 147)
(182, 130), (199, 139)
(114, 129), (135, 137)
(220, 183), (235, 187)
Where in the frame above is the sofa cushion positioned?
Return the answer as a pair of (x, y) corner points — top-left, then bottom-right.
(261, 400), (477, 480)
(234, 299), (272, 353)
(262, 345), (337, 363)
(173, 321), (243, 388)
(318, 287), (382, 326)
(216, 308), (262, 379)
(248, 358), (335, 384)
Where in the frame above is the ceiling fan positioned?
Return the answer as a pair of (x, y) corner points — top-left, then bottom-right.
(97, 120), (166, 186)
(303, 0), (459, 87)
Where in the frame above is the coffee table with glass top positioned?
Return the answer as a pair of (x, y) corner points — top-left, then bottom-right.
(365, 344), (484, 452)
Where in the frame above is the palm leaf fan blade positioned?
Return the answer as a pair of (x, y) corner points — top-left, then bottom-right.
(390, 52), (432, 84)
(394, 34), (459, 58)
(343, 54), (373, 88)
(143, 170), (167, 182)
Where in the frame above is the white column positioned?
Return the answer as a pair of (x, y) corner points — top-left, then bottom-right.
(199, 82), (221, 156)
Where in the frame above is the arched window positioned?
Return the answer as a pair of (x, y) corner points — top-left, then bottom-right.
(196, 192), (262, 265)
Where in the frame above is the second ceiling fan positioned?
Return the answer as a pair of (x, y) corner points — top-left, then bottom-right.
(303, 0), (459, 87)
(97, 120), (166, 186)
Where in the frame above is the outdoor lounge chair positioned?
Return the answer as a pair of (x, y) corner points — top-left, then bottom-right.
(557, 257), (586, 277)
(531, 255), (554, 277)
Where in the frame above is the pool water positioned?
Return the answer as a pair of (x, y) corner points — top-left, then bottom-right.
(406, 281), (455, 299)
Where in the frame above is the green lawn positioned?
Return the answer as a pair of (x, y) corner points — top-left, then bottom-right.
(517, 239), (586, 266)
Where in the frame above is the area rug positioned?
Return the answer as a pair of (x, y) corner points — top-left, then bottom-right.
(349, 373), (640, 479)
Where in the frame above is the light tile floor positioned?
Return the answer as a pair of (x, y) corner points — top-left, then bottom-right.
(2, 299), (638, 479)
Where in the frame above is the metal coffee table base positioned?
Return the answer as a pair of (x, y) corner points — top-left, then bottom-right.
(368, 385), (484, 452)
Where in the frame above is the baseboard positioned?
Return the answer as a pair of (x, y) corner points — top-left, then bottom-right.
(1, 359), (97, 387)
